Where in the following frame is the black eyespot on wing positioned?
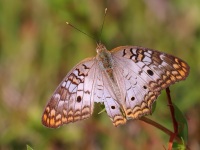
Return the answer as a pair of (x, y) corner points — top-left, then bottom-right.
(111, 106), (115, 109)
(143, 86), (147, 89)
(77, 96), (81, 102)
(131, 97), (135, 101)
(147, 69), (154, 76)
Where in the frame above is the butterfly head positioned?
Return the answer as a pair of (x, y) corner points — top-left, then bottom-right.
(96, 43), (107, 54)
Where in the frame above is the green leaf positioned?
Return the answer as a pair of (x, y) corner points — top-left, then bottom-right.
(172, 138), (186, 150)
(151, 101), (157, 114)
(173, 103), (188, 143)
(172, 142), (185, 150)
(27, 145), (33, 150)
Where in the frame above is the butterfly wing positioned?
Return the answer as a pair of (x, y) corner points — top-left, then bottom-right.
(111, 46), (189, 120)
(42, 45), (190, 128)
(42, 57), (98, 128)
(93, 68), (126, 126)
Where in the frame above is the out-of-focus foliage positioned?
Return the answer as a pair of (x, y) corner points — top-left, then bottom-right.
(0, 0), (199, 149)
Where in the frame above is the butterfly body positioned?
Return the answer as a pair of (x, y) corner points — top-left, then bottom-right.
(96, 43), (127, 125)
(42, 43), (189, 128)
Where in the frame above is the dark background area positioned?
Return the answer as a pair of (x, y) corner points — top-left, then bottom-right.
(0, 0), (199, 149)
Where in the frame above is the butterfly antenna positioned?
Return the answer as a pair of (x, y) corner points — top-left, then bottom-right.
(99, 8), (107, 43)
(66, 22), (97, 42)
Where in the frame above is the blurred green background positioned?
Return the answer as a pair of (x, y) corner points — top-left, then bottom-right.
(0, 0), (199, 149)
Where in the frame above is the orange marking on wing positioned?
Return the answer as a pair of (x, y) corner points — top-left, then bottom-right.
(50, 118), (55, 126)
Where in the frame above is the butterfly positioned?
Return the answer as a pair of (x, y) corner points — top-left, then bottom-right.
(42, 43), (189, 128)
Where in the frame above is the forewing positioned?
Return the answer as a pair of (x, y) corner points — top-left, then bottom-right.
(112, 46), (189, 91)
(111, 46), (189, 119)
(42, 57), (97, 128)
